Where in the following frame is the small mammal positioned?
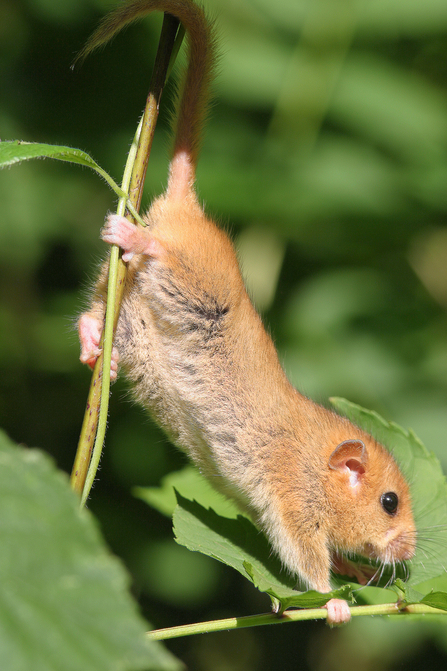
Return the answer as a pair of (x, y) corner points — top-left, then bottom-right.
(78, 0), (416, 625)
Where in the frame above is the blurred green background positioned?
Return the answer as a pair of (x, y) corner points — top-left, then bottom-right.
(1, 0), (447, 668)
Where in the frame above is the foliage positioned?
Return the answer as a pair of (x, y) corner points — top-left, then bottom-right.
(0, 430), (179, 671)
(173, 493), (353, 612)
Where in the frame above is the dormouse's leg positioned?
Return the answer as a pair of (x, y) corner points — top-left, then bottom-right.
(79, 212), (158, 378)
(269, 515), (352, 626)
(78, 214), (163, 377)
(78, 213), (164, 379)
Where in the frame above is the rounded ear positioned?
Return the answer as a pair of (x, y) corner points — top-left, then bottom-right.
(328, 439), (367, 488)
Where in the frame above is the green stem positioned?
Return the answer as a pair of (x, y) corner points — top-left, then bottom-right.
(80, 120), (143, 506)
(148, 603), (447, 641)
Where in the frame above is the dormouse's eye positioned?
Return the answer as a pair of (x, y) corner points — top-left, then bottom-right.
(381, 492), (398, 515)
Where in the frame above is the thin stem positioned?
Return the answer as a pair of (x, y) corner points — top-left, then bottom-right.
(148, 603), (447, 641)
(71, 13), (181, 501)
(80, 120), (142, 506)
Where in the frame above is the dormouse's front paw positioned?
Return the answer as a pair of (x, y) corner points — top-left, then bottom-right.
(325, 598), (351, 626)
(332, 554), (376, 586)
(79, 313), (102, 369)
(101, 214), (162, 262)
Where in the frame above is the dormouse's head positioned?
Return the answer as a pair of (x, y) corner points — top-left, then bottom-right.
(325, 437), (416, 567)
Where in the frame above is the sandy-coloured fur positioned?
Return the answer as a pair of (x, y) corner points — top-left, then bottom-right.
(79, 0), (416, 625)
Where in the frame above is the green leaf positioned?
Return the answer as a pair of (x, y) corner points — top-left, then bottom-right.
(173, 493), (352, 611)
(420, 592), (447, 611)
(135, 465), (241, 518)
(0, 140), (146, 225)
(0, 139), (122, 197)
(390, 578), (425, 604)
(330, 397), (447, 589)
(0, 430), (180, 671)
(374, 580), (447, 612)
(1, 139), (113, 179)
(243, 562), (353, 610)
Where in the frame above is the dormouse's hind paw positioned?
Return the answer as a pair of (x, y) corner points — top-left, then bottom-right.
(79, 313), (101, 369)
(101, 214), (162, 262)
(101, 215), (137, 262)
(78, 313), (119, 381)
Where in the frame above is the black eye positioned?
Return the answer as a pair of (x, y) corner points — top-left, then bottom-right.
(381, 492), (398, 515)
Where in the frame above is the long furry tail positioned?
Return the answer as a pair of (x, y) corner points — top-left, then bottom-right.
(75, 0), (216, 173)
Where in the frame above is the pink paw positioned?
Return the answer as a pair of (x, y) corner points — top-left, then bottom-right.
(78, 313), (119, 381)
(332, 554), (376, 585)
(325, 598), (351, 626)
(79, 313), (101, 369)
(101, 214), (161, 262)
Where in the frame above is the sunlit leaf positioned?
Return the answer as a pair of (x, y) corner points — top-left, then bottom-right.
(135, 465), (241, 518)
(420, 592), (447, 611)
(173, 493), (353, 611)
(0, 140), (123, 199)
(0, 430), (180, 671)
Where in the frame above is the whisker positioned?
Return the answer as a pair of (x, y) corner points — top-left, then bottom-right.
(365, 564), (381, 587)
(384, 561), (396, 588)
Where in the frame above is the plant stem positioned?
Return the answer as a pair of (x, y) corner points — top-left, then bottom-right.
(147, 603), (447, 641)
(80, 120), (142, 506)
(71, 13), (181, 501)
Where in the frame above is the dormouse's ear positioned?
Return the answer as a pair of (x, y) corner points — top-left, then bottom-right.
(328, 439), (367, 488)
